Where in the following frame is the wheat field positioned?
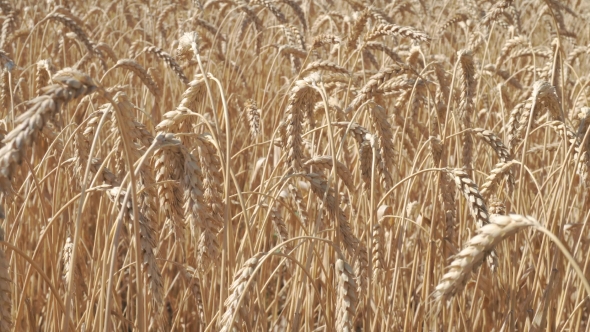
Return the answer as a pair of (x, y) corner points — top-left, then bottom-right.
(0, 0), (589, 331)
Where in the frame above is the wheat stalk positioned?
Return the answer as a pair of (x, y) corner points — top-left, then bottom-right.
(0, 226), (11, 331)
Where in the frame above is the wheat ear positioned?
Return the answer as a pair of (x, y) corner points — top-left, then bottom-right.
(347, 64), (408, 111)
(106, 186), (164, 310)
(153, 137), (185, 239)
(219, 252), (266, 332)
(431, 137), (457, 248)
(46, 13), (102, 58)
(471, 128), (511, 162)
(142, 45), (190, 85)
(279, 0), (307, 31)
(303, 155), (355, 192)
(156, 78), (206, 135)
(114, 59), (161, 123)
(284, 78), (315, 171)
(194, 134), (224, 268)
(0, 69), (97, 205)
(244, 99), (261, 139)
(458, 49), (476, 170)
(433, 214), (535, 302)
(301, 60), (349, 77)
(448, 168), (490, 228)
(347, 9), (370, 50)
(0, 6), (15, 51)
(304, 172), (359, 256)
(114, 59), (161, 98)
(365, 23), (431, 43)
(336, 258), (358, 331)
(479, 161), (517, 199)
(371, 222), (385, 280)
